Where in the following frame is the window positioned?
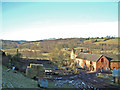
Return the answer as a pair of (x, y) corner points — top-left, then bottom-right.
(101, 58), (104, 63)
(90, 61), (93, 64)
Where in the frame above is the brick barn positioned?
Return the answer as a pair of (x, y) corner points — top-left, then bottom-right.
(75, 54), (110, 71)
(111, 60), (120, 69)
(71, 49), (120, 71)
(104, 54), (120, 70)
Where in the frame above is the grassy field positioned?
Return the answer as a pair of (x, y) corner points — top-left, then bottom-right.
(2, 65), (74, 89)
(2, 65), (38, 88)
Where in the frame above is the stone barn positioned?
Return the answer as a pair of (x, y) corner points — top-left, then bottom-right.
(70, 49), (120, 71)
(75, 54), (110, 71)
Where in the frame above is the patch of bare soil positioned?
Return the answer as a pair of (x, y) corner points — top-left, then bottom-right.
(51, 71), (120, 89)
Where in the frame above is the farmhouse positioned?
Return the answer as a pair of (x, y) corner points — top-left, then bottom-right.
(71, 49), (120, 71)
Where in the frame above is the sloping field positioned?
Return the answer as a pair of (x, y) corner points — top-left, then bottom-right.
(2, 65), (38, 88)
(2, 65), (74, 89)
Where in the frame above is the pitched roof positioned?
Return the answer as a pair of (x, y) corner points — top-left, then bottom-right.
(76, 53), (102, 62)
(76, 53), (120, 62)
(103, 54), (120, 61)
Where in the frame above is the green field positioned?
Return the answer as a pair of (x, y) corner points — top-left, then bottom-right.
(2, 65), (74, 88)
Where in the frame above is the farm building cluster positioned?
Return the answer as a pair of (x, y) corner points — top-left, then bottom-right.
(1, 48), (120, 73)
(70, 49), (120, 72)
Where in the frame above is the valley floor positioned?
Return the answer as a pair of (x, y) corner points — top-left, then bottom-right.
(1, 65), (120, 89)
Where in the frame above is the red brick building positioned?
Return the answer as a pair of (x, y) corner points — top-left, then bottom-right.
(96, 55), (110, 71)
(104, 54), (120, 70)
(111, 61), (120, 69)
(71, 49), (120, 71)
(75, 54), (110, 71)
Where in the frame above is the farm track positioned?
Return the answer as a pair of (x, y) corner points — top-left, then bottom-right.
(52, 72), (120, 89)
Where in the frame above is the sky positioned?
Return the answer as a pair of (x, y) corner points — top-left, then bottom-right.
(1, 2), (118, 41)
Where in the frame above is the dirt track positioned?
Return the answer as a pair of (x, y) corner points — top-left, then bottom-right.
(51, 71), (120, 89)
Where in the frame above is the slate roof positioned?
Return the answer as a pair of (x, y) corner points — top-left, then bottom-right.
(103, 54), (120, 61)
(76, 53), (102, 62)
(76, 53), (120, 62)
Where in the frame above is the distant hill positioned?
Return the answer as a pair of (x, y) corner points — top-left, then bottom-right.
(2, 37), (119, 59)
(14, 40), (29, 44)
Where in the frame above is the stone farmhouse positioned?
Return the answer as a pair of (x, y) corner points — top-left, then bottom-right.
(71, 49), (120, 71)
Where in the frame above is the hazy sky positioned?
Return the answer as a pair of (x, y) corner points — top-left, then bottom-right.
(1, 2), (118, 41)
